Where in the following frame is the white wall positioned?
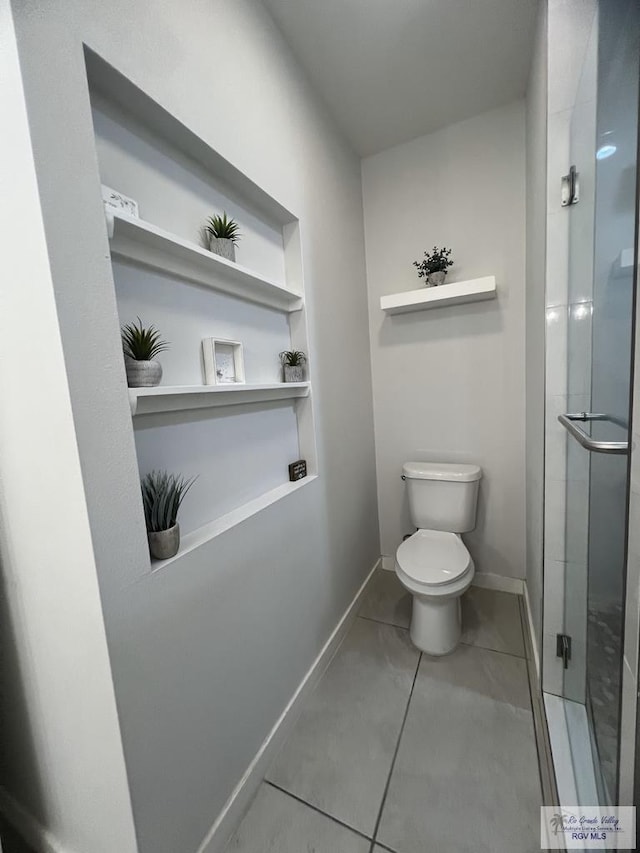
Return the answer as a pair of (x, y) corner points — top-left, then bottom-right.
(362, 101), (527, 579)
(525, 0), (548, 667)
(0, 2), (138, 851)
(6, 1), (378, 852)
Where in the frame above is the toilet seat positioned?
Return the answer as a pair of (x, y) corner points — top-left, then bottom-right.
(396, 530), (472, 590)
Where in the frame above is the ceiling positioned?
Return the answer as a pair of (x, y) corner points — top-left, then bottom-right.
(262, 0), (538, 157)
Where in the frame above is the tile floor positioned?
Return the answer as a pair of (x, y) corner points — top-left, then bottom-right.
(227, 570), (542, 853)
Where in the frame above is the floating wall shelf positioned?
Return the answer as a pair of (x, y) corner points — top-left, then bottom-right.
(129, 382), (310, 416)
(380, 276), (497, 315)
(106, 209), (304, 313)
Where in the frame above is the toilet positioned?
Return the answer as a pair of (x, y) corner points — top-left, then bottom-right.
(395, 462), (482, 656)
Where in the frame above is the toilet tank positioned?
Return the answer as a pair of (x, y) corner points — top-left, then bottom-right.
(402, 462), (482, 532)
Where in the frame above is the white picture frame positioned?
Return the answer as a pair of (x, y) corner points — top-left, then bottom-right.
(202, 338), (245, 385)
(101, 184), (139, 218)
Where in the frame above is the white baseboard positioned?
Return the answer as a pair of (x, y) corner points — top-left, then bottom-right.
(381, 555), (395, 571)
(471, 571), (524, 595)
(196, 558), (380, 853)
(0, 785), (71, 853)
(523, 581), (541, 680)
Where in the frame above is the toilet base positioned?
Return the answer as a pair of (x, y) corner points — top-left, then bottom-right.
(410, 594), (462, 656)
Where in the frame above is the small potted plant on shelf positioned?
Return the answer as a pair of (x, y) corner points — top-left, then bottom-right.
(279, 350), (306, 382)
(205, 212), (241, 262)
(141, 470), (196, 560)
(121, 317), (170, 388)
(413, 246), (454, 287)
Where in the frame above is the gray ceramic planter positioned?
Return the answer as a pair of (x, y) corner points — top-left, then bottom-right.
(427, 271), (446, 287)
(284, 364), (304, 382)
(148, 523), (180, 560)
(209, 236), (236, 262)
(125, 358), (162, 387)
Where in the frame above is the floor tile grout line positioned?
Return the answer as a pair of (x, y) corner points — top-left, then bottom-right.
(458, 638), (526, 660)
(357, 613), (410, 631)
(368, 651), (423, 853)
(263, 779), (374, 844)
(356, 620), (526, 661)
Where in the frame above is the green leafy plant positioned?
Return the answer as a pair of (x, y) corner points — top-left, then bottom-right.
(205, 212), (241, 244)
(279, 350), (307, 366)
(122, 318), (170, 362)
(413, 246), (454, 277)
(141, 470), (196, 533)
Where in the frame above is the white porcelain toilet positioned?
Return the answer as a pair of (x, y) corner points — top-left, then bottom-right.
(395, 462), (482, 656)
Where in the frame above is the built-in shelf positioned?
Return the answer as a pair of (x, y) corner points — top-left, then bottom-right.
(149, 474), (319, 571)
(380, 276), (497, 315)
(106, 209), (304, 313)
(129, 382), (310, 416)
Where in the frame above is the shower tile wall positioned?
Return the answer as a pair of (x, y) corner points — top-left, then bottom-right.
(542, 0), (598, 700)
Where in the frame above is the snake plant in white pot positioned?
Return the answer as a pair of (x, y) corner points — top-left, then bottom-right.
(141, 470), (196, 560)
(121, 318), (170, 387)
(205, 212), (241, 262)
(279, 350), (306, 382)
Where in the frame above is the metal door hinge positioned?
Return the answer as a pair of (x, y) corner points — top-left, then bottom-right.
(556, 633), (572, 669)
(561, 165), (579, 206)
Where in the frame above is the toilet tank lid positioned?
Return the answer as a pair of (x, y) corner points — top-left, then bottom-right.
(402, 462), (482, 482)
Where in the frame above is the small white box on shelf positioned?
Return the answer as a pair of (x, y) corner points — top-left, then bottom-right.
(202, 338), (245, 385)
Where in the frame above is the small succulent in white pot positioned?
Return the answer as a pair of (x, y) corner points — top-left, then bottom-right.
(413, 246), (454, 287)
(141, 470), (196, 560)
(280, 350), (307, 382)
(205, 212), (241, 262)
(122, 318), (169, 387)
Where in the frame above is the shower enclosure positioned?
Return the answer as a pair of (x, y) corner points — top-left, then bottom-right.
(543, 0), (640, 804)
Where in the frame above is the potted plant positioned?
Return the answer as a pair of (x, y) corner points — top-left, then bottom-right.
(413, 246), (454, 287)
(205, 212), (241, 262)
(141, 470), (196, 560)
(121, 318), (170, 387)
(279, 350), (306, 382)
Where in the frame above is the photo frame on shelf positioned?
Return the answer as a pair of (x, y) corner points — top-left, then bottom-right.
(101, 184), (139, 217)
(202, 338), (245, 385)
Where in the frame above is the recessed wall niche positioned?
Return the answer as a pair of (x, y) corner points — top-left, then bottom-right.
(85, 50), (317, 566)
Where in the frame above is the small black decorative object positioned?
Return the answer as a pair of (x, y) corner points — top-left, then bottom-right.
(289, 459), (307, 482)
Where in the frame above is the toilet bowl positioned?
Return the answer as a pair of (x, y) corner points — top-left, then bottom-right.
(395, 529), (474, 655)
(395, 461), (482, 655)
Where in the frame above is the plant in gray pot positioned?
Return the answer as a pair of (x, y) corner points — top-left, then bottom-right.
(122, 318), (169, 387)
(413, 246), (453, 287)
(205, 212), (241, 262)
(280, 350), (306, 382)
(141, 470), (196, 560)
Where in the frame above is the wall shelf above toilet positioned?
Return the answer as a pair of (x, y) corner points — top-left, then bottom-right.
(128, 382), (311, 416)
(380, 276), (497, 315)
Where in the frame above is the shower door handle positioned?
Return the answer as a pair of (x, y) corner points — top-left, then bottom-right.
(558, 413), (629, 455)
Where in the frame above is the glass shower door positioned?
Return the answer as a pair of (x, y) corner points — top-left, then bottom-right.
(562, 0), (639, 804)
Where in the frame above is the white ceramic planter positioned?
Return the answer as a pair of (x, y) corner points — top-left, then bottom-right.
(209, 236), (236, 262)
(125, 357), (162, 387)
(283, 364), (304, 382)
(148, 523), (180, 560)
(427, 271), (446, 287)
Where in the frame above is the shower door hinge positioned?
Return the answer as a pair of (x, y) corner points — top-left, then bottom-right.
(561, 165), (580, 206)
(556, 633), (572, 669)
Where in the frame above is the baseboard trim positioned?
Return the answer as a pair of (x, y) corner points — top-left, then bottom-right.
(522, 581), (540, 680)
(381, 555), (395, 571)
(196, 558), (380, 853)
(0, 785), (71, 853)
(471, 571), (524, 595)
